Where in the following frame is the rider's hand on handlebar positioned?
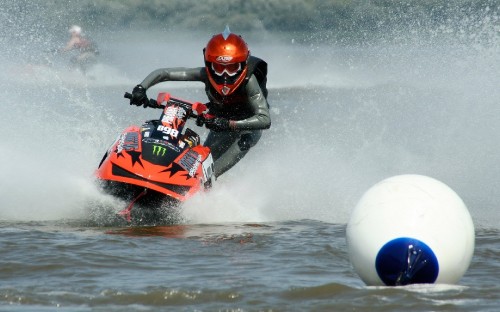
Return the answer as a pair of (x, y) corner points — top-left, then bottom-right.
(205, 117), (231, 132)
(130, 85), (149, 107)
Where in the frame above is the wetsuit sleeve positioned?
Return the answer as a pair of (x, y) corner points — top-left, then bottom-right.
(233, 75), (271, 130)
(139, 67), (205, 89)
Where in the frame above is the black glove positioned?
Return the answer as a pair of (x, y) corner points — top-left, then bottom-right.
(205, 117), (231, 132)
(130, 85), (149, 107)
(196, 115), (205, 127)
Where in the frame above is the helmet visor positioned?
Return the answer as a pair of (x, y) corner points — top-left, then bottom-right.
(211, 62), (241, 77)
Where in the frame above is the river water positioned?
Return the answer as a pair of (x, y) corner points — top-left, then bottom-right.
(0, 22), (499, 311)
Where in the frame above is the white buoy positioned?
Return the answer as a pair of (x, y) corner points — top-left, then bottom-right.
(346, 174), (475, 286)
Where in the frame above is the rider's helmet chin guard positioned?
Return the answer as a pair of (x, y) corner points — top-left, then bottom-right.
(204, 27), (249, 96)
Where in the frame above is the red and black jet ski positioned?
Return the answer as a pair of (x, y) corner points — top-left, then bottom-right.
(95, 92), (214, 222)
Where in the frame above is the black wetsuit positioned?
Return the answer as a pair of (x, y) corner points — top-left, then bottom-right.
(138, 56), (271, 178)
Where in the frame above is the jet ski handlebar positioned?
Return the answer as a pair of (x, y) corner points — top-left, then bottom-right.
(124, 92), (164, 109)
(124, 92), (209, 123)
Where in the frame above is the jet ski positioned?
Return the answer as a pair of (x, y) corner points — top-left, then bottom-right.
(95, 92), (214, 222)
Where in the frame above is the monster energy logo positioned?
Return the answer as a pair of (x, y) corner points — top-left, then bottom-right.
(152, 145), (167, 156)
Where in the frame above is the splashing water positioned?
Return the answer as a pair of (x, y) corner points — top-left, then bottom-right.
(0, 5), (499, 228)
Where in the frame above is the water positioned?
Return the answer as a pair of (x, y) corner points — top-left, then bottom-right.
(0, 221), (498, 311)
(1, 10), (500, 312)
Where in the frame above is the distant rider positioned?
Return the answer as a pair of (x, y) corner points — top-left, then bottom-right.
(62, 25), (99, 73)
(128, 26), (271, 178)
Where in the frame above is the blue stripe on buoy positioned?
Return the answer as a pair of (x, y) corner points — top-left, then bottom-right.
(375, 237), (439, 286)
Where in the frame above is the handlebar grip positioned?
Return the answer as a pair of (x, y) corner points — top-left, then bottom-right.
(195, 115), (205, 127)
(149, 99), (160, 108)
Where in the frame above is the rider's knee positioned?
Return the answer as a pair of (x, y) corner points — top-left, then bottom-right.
(237, 132), (259, 151)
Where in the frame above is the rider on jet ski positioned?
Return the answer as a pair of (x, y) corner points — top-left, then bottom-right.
(62, 25), (99, 73)
(129, 26), (271, 178)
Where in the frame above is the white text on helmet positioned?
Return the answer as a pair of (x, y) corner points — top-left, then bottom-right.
(216, 55), (233, 63)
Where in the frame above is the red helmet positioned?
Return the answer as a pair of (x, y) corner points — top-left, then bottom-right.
(204, 27), (249, 96)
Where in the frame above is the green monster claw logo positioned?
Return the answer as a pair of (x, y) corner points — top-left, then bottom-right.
(152, 145), (167, 156)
